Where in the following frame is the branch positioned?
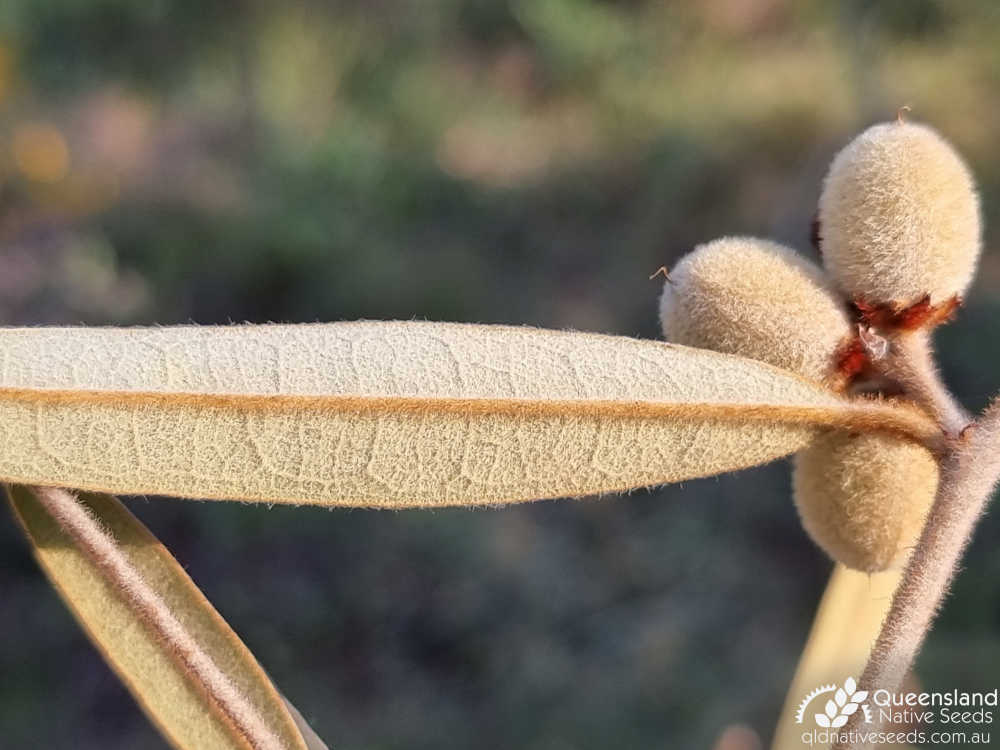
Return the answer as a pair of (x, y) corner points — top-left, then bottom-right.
(835, 398), (1000, 749)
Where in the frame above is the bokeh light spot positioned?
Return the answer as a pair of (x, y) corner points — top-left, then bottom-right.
(13, 123), (70, 183)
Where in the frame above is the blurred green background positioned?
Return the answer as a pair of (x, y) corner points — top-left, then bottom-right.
(1, 1), (999, 748)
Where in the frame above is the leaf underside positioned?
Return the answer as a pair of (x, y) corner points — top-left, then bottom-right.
(6, 485), (309, 750)
(0, 321), (934, 506)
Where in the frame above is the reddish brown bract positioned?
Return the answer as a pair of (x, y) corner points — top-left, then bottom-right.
(834, 336), (869, 381)
(853, 295), (960, 331)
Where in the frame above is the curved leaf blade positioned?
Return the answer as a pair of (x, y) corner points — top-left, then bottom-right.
(0, 322), (934, 506)
(771, 565), (902, 749)
(6, 485), (311, 750)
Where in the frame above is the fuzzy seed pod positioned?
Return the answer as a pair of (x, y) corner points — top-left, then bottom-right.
(659, 237), (855, 385)
(818, 121), (981, 321)
(793, 431), (938, 572)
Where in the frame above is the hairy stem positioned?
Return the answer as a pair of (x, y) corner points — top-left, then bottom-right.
(878, 330), (971, 437)
(835, 400), (1000, 749)
(28, 486), (284, 750)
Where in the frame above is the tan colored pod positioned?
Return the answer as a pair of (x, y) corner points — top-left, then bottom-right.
(793, 430), (938, 572)
(818, 121), (981, 315)
(659, 236), (854, 385)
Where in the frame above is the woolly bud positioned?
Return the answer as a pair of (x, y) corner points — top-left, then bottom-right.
(793, 431), (938, 572)
(659, 237), (855, 385)
(818, 121), (981, 322)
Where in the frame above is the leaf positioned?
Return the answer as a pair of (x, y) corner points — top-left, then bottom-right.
(835, 688), (847, 706)
(844, 677), (857, 695)
(815, 714), (831, 728)
(281, 696), (330, 750)
(6, 485), (311, 750)
(840, 703), (858, 716)
(0, 322), (936, 506)
(831, 715), (848, 728)
(771, 566), (901, 749)
(825, 699), (838, 718)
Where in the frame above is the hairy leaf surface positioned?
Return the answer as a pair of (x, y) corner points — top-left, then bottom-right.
(6, 485), (310, 750)
(0, 322), (934, 506)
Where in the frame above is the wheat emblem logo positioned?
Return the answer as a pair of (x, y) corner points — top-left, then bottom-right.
(795, 677), (872, 728)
